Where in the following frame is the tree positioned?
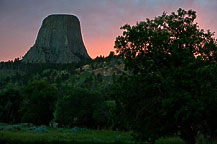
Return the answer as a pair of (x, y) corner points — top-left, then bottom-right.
(0, 87), (22, 123)
(114, 8), (217, 144)
(21, 80), (58, 125)
(115, 8), (216, 74)
(54, 86), (107, 128)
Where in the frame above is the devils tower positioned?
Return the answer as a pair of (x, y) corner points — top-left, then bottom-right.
(22, 14), (90, 63)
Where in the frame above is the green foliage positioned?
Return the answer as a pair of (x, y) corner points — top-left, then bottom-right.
(155, 137), (186, 144)
(0, 87), (22, 123)
(115, 8), (216, 74)
(195, 134), (217, 144)
(21, 80), (58, 125)
(54, 86), (108, 128)
(0, 54), (121, 129)
(33, 125), (49, 133)
(114, 8), (217, 144)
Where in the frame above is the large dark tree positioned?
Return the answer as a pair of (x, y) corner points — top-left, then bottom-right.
(114, 8), (217, 144)
(54, 86), (107, 128)
(0, 87), (22, 123)
(21, 80), (58, 125)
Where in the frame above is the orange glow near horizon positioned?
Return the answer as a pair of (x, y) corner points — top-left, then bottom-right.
(0, 19), (216, 62)
(0, 0), (216, 62)
(0, 15), (216, 62)
(85, 39), (116, 58)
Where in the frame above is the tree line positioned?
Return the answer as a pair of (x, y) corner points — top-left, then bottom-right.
(0, 80), (114, 128)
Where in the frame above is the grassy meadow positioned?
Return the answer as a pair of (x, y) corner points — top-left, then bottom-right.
(0, 123), (140, 144)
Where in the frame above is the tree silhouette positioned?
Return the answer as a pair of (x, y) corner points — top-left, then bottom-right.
(114, 8), (217, 144)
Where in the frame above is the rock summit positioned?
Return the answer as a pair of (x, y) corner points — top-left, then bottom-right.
(22, 14), (90, 63)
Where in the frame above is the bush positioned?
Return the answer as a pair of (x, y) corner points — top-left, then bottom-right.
(0, 87), (22, 123)
(114, 135), (121, 143)
(21, 80), (58, 125)
(54, 86), (107, 128)
(33, 125), (48, 133)
(155, 137), (186, 144)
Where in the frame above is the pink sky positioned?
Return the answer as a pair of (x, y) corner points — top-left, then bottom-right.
(0, 0), (216, 61)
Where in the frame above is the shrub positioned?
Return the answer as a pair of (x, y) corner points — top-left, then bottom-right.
(114, 135), (121, 143)
(0, 87), (22, 123)
(33, 125), (49, 133)
(21, 80), (58, 125)
(54, 86), (106, 128)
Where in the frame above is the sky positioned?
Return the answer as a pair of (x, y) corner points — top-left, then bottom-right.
(0, 0), (216, 61)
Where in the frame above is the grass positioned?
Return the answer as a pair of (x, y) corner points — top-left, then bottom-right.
(155, 137), (186, 144)
(0, 124), (140, 144)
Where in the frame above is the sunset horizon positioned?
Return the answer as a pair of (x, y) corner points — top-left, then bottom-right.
(0, 0), (216, 61)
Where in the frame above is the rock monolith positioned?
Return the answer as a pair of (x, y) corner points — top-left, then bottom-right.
(22, 14), (90, 63)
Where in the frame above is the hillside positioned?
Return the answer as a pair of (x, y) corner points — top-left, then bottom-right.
(0, 54), (125, 92)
